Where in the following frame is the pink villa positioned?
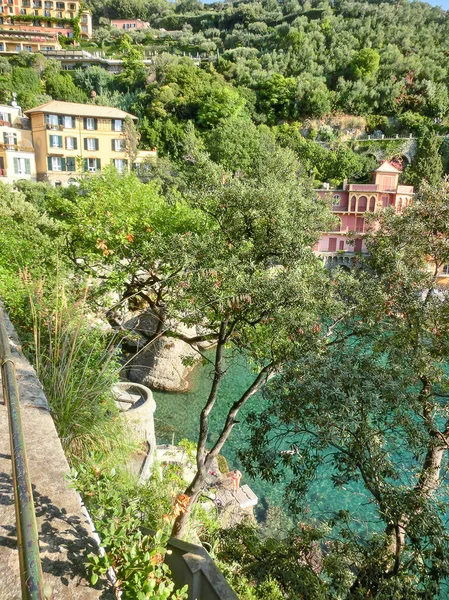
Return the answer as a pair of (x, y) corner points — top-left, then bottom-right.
(110, 19), (150, 30)
(314, 162), (414, 268)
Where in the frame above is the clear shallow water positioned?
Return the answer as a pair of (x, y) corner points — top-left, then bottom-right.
(153, 353), (376, 525)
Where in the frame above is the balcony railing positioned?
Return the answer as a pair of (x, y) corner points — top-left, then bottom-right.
(46, 123), (64, 130)
(0, 143), (34, 152)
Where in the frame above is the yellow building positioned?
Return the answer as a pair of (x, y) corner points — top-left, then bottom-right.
(0, 0), (92, 54)
(0, 102), (36, 184)
(25, 100), (138, 186)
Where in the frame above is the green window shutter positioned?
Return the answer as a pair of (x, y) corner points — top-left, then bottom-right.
(96, 158), (101, 171)
(7, 113), (11, 123)
(58, 116), (63, 125)
(124, 160), (128, 170)
(84, 158), (88, 172)
(58, 136), (63, 148)
(50, 134), (54, 146)
(25, 159), (31, 175)
(93, 119), (97, 130)
(73, 138), (77, 150)
(95, 139), (99, 151)
(61, 158), (66, 171)
(111, 139), (115, 151)
(67, 157), (75, 171)
(84, 138), (88, 150)
(13, 157), (18, 174)
(83, 118), (87, 129)
(47, 156), (52, 171)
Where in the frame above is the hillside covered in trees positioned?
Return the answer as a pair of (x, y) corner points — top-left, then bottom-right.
(86, 0), (449, 122)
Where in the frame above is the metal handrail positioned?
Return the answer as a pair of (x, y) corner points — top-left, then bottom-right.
(0, 309), (47, 599)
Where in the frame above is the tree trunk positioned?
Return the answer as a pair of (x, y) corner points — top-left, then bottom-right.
(171, 470), (207, 539)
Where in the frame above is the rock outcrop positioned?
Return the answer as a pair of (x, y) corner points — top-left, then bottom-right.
(120, 309), (213, 393)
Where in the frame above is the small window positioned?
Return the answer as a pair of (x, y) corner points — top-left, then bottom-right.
(49, 134), (62, 148)
(86, 158), (100, 172)
(54, 181), (62, 187)
(85, 117), (96, 130)
(0, 111), (11, 124)
(113, 119), (123, 132)
(85, 138), (98, 151)
(65, 136), (77, 150)
(13, 157), (31, 175)
(113, 139), (123, 151)
(4, 132), (17, 145)
(332, 194), (340, 206)
(114, 158), (127, 173)
(443, 265), (449, 275)
(51, 156), (62, 171)
(46, 114), (59, 127)
(63, 115), (74, 128)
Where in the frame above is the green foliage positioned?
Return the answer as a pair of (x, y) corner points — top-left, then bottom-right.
(45, 72), (88, 103)
(117, 34), (148, 91)
(28, 283), (133, 462)
(72, 466), (188, 599)
(241, 179), (449, 596)
(11, 66), (42, 109)
(216, 455), (229, 474)
(0, 182), (65, 326)
(404, 133), (443, 188)
(351, 48), (380, 81)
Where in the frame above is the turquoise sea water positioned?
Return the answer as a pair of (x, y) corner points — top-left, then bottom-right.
(152, 353), (376, 525)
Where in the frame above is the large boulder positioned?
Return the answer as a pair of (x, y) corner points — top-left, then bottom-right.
(121, 309), (210, 392)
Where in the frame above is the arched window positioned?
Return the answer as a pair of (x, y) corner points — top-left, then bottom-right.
(369, 196), (376, 212)
(358, 196), (367, 212)
(350, 196), (357, 211)
(332, 194), (341, 206)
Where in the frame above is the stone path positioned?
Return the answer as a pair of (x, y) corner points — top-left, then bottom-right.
(0, 307), (112, 599)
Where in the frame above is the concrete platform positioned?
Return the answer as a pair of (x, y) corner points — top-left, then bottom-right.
(0, 306), (112, 599)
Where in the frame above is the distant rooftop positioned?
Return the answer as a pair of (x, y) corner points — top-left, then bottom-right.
(374, 161), (402, 174)
(25, 100), (137, 120)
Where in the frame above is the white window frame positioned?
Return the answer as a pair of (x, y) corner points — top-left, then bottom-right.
(52, 156), (62, 171)
(47, 114), (58, 126)
(66, 136), (75, 149)
(113, 119), (123, 132)
(87, 158), (97, 172)
(63, 115), (73, 128)
(50, 135), (61, 148)
(4, 133), (16, 146)
(114, 159), (125, 173)
(86, 118), (95, 130)
(86, 138), (96, 151)
(114, 139), (122, 151)
(15, 158), (30, 175)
